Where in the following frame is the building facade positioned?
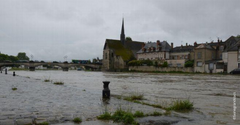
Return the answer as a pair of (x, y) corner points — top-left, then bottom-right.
(137, 40), (171, 61)
(102, 19), (143, 71)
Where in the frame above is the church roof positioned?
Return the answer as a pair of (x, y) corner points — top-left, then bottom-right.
(104, 39), (135, 61)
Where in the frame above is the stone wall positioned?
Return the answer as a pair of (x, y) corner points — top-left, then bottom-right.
(129, 66), (194, 72)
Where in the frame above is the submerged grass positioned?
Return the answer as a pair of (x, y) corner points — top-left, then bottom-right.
(44, 79), (50, 82)
(12, 88), (17, 91)
(133, 111), (144, 117)
(37, 122), (49, 125)
(73, 117), (82, 124)
(97, 112), (112, 120)
(124, 93), (144, 101)
(97, 107), (167, 124)
(166, 99), (193, 111)
(116, 94), (193, 112)
(53, 81), (64, 85)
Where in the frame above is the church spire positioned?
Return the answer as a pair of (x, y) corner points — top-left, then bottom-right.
(120, 18), (125, 45)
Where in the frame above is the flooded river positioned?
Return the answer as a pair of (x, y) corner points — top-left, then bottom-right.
(0, 70), (239, 125)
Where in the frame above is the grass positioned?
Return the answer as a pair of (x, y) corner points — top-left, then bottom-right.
(124, 93), (144, 101)
(97, 108), (137, 125)
(111, 108), (136, 124)
(133, 111), (144, 117)
(12, 88), (17, 91)
(37, 122), (49, 125)
(53, 81), (64, 85)
(73, 117), (82, 124)
(44, 79), (50, 82)
(115, 94), (193, 112)
(97, 108), (166, 124)
(166, 99), (193, 111)
(97, 112), (112, 120)
(149, 111), (162, 116)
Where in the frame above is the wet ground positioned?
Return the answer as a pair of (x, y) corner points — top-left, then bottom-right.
(0, 70), (239, 125)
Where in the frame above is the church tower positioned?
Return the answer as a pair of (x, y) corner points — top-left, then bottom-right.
(120, 18), (125, 45)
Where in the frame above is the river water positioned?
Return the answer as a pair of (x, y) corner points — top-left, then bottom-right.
(0, 70), (239, 125)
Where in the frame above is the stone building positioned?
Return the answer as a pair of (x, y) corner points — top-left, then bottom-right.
(222, 36), (240, 73)
(102, 19), (143, 71)
(194, 40), (225, 73)
(136, 40), (171, 60)
(168, 43), (194, 67)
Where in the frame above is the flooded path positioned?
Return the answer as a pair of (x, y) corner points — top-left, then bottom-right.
(0, 70), (239, 125)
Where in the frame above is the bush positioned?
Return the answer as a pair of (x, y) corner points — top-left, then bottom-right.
(162, 61), (168, 67)
(128, 60), (142, 66)
(185, 60), (194, 67)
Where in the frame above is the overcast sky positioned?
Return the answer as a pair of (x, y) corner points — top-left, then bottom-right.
(0, 0), (240, 61)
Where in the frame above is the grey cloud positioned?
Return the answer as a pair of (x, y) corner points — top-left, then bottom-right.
(0, 0), (239, 61)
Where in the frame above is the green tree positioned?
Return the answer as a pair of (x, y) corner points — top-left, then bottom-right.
(184, 60), (194, 67)
(0, 53), (8, 62)
(8, 55), (19, 62)
(126, 37), (132, 41)
(17, 52), (29, 60)
(162, 61), (168, 67)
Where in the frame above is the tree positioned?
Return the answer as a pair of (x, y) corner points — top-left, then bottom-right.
(185, 60), (194, 67)
(162, 61), (168, 67)
(17, 52), (29, 60)
(8, 55), (19, 62)
(126, 37), (132, 41)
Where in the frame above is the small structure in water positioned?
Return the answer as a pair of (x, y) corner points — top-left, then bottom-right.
(102, 81), (110, 98)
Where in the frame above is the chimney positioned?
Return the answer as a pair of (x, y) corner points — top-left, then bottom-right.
(157, 40), (160, 46)
(194, 42), (197, 47)
(171, 42), (173, 49)
(142, 43), (145, 51)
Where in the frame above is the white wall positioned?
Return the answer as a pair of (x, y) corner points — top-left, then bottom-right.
(227, 51), (238, 73)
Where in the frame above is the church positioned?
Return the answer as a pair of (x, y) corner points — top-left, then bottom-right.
(102, 19), (144, 71)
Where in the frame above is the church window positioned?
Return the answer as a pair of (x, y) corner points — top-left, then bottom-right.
(105, 53), (107, 59)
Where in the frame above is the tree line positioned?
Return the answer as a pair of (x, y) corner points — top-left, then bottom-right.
(0, 52), (29, 62)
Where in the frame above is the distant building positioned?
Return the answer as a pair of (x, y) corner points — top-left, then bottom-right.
(102, 19), (144, 71)
(222, 36), (240, 73)
(137, 40), (171, 61)
(168, 43), (194, 67)
(194, 40), (225, 73)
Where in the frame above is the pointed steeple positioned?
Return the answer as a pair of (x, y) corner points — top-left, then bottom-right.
(120, 18), (125, 45)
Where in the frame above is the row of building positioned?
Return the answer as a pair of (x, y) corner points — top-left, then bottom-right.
(102, 19), (240, 73)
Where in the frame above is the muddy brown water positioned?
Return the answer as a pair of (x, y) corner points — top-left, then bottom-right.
(0, 70), (239, 125)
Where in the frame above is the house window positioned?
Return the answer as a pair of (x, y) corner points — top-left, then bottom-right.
(197, 61), (202, 67)
(185, 55), (188, 59)
(174, 56), (177, 60)
(112, 53), (114, 58)
(197, 52), (202, 59)
(238, 63), (240, 68)
(220, 54), (222, 59)
(177, 63), (181, 67)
